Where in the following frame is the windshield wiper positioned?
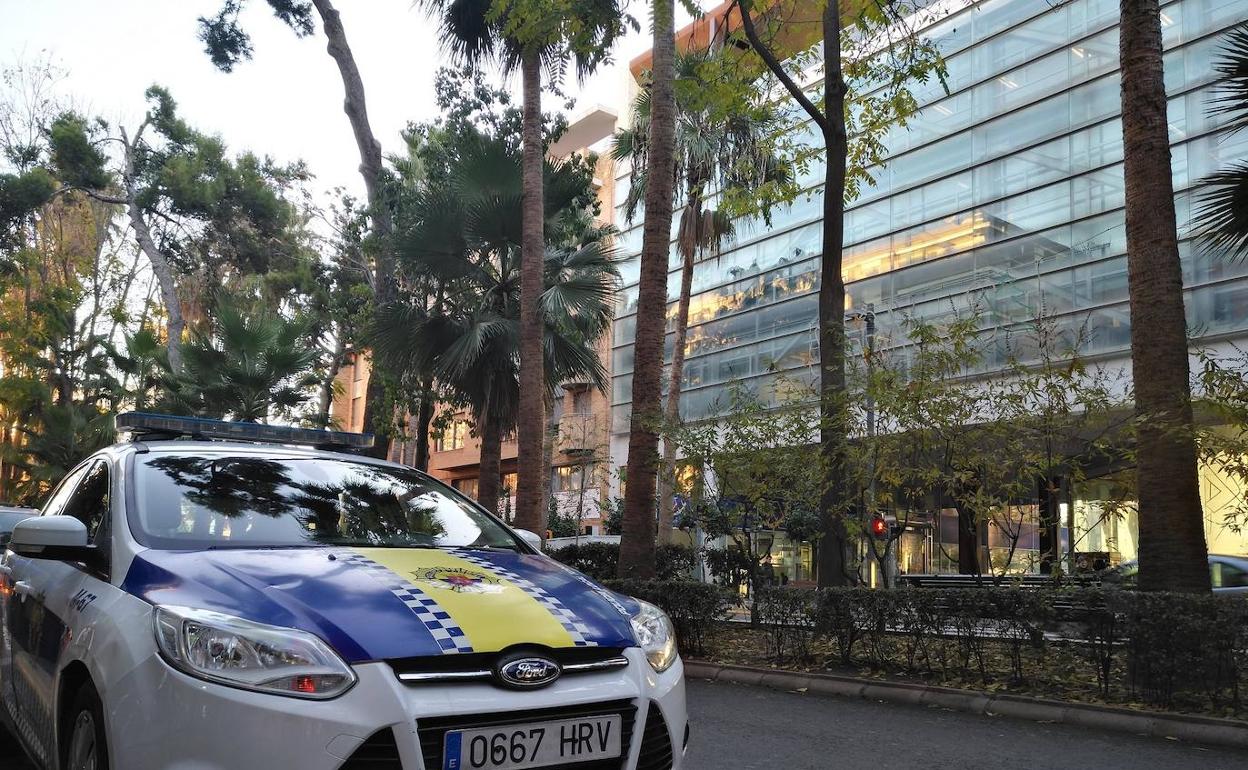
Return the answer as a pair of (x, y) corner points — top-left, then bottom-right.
(445, 544), (517, 553)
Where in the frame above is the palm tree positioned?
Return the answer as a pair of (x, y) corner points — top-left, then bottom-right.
(613, 47), (792, 542)
(1119, 0), (1210, 592)
(1196, 24), (1248, 261)
(2, 403), (114, 506)
(618, 0), (678, 579)
(418, 0), (630, 536)
(371, 133), (617, 516)
(171, 303), (320, 424)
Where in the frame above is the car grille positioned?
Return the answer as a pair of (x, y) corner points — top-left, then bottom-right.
(339, 728), (403, 769)
(389, 647), (628, 686)
(636, 705), (674, 770)
(417, 700), (637, 770)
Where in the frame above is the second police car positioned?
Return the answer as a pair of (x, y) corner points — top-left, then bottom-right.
(0, 413), (686, 770)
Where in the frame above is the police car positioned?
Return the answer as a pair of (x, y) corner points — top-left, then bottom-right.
(0, 413), (686, 770)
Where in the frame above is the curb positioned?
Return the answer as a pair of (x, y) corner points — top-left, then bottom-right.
(684, 661), (1248, 750)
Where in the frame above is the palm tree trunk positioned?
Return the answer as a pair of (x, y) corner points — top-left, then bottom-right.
(618, 0), (677, 579)
(1119, 0), (1209, 592)
(815, 1), (853, 588)
(515, 47), (547, 535)
(656, 239), (695, 543)
(477, 410), (503, 517)
(310, 0), (394, 460)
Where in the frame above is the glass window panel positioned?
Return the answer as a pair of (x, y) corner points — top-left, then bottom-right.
(974, 135), (1072, 202)
(1070, 0), (1120, 37)
(1071, 165), (1125, 218)
(893, 172), (973, 230)
(1070, 118), (1124, 171)
(1189, 281), (1248, 336)
(971, 2), (1069, 77)
(1178, 0), (1248, 44)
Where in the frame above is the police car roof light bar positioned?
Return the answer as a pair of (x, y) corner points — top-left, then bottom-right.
(115, 412), (375, 450)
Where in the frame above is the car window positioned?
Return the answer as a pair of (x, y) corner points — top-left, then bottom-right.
(131, 454), (522, 551)
(1212, 561), (1248, 589)
(59, 460), (110, 544)
(40, 464), (89, 517)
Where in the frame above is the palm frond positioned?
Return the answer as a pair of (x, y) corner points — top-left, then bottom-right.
(1195, 161), (1248, 261)
(1210, 24), (1248, 135)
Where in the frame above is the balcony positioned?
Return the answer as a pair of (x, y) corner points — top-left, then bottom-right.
(557, 412), (603, 457)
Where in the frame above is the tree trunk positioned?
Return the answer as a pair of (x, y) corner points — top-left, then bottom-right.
(738, 0), (852, 587)
(656, 239), (695, 543)
(956, 503), (980, 577)
(477, 410), (503, 517)
(316, 333), (347, 428)
(515, 48), (548, 535)
(1119, 0), (1209, 592)
(618, 0), (677, 579)
(128, 199), (185, 375)
(119, 128), (186, 375)
(311, 0), (394, 459)
(815, 1), (852, 587)
(412, 377), (435, 472)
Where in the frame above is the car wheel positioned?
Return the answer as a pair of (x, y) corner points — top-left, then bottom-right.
(62, 681), (108, 770)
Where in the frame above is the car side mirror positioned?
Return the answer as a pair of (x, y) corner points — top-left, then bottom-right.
(514, 529), (543, 551)
(10, 516), (97, 562)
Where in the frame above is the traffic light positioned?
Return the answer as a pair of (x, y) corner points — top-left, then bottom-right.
(868, 515), (888, 539)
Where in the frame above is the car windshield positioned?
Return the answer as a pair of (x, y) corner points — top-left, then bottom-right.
(131, 454), (520, 551)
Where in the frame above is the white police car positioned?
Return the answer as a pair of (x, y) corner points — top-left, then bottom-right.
(0, 413), (686, 770)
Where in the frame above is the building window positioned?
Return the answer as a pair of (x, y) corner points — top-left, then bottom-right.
(554, 464), (594, 493)
(500, 473), (518, 498)
(435, 419), (470, 452)
(572, 389), (591, 414)
(453, 477), (479, 500)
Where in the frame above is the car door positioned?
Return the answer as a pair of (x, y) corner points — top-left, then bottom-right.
(3, 459), (112, 767)
(1, 464), (86, 722)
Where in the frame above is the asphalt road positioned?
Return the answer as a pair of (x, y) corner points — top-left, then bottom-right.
(683, 679), (1248, 769)
(2, 680), (1245, 768)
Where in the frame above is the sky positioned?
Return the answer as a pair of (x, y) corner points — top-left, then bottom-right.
(0, 0), (662, 203)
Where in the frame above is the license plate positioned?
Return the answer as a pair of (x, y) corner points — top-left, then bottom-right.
(442, 714), (623, 770)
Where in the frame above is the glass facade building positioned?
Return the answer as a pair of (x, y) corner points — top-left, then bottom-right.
(608, 0), (1248, 576)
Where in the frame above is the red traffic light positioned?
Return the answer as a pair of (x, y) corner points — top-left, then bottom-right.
(869, 515), (888, 539)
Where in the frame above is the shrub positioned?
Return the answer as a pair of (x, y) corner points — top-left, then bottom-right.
(605, 579), (731, 657)
(656, 544), (697, 580)
(546, 542), (697, 582)
(703, 546), (753, 592)
(547, 541), (618, 581)
(754, 587), (818, 662)
(1117, 591), (1248, 709)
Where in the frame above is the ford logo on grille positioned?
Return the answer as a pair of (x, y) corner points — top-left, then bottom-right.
(496, 656), (562, 689)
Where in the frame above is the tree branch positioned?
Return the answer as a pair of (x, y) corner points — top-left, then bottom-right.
(732, 0), (828, 132)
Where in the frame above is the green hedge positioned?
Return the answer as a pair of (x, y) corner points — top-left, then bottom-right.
(748, 586), (1248, 710)
(548, 542), (696, 582)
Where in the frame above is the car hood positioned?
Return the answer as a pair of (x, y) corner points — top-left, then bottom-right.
(122, 546), (640, 663)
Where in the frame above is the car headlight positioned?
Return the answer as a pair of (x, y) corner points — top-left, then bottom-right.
(629, 600), (678, 673)
(154, 606), (356, 699)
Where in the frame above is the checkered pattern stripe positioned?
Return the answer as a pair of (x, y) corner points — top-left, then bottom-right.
(337, 551), (474, 654)
(552, 561), (633, 618)
(454, 551), (598, 647)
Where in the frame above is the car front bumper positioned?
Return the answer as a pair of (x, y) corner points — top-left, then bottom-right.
(106, 648), (686, 770)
